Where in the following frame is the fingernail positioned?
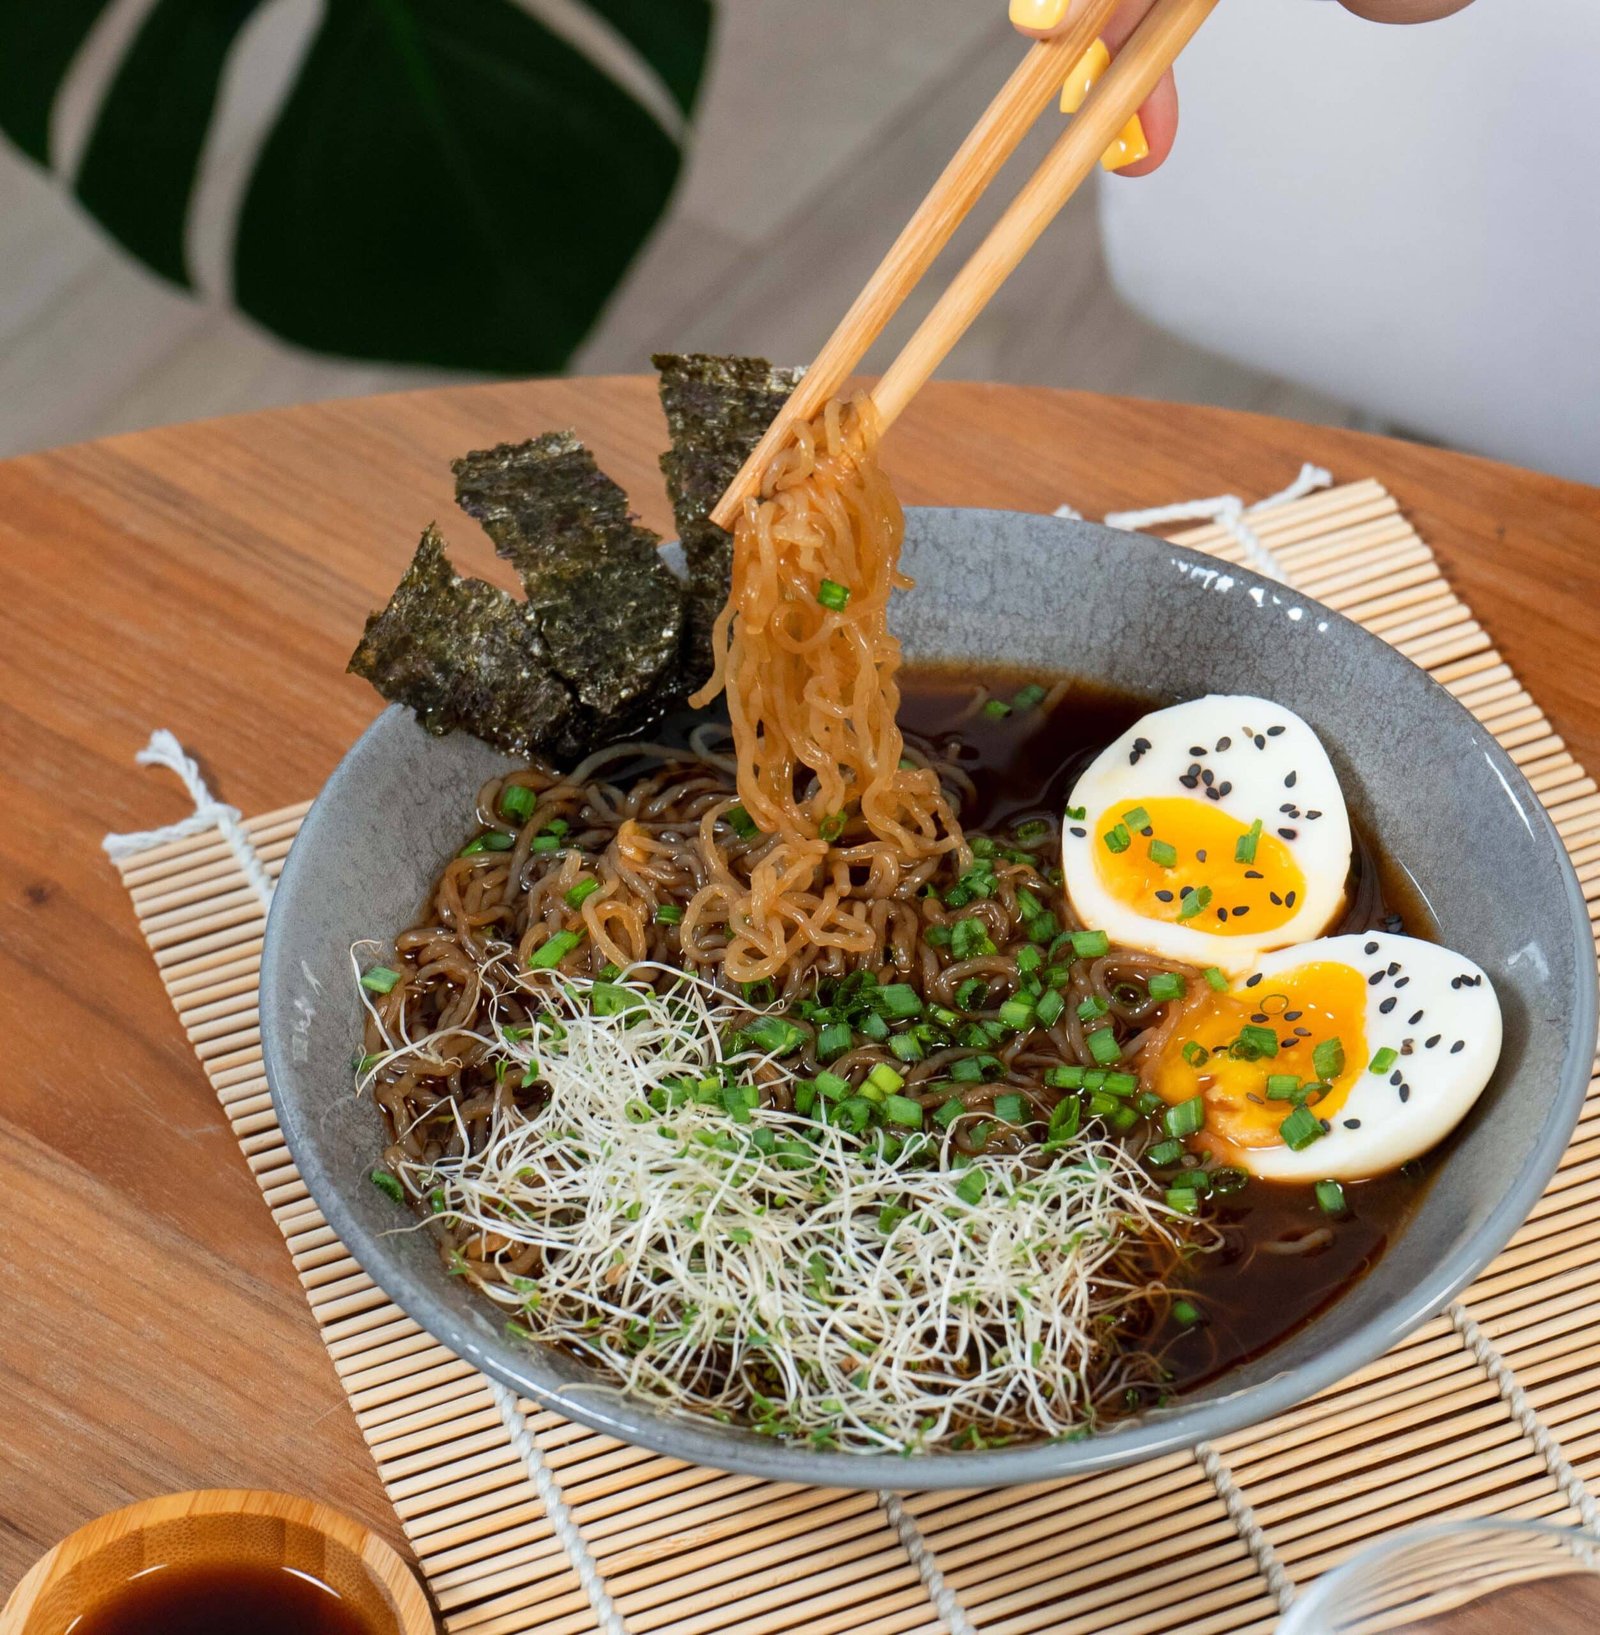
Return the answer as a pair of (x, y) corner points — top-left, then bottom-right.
(1059, 37), (1110, 113)
(1101, 113), (1149, 172)
(1010, 0), (1070, 31)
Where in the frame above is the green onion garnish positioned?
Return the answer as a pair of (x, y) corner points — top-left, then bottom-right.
(747, 1017), (806, 1056)
(819, 811), (846, 843)
(1077, 994), (1109, 1021)
(1203, 966), (1228, 992)
(725, 804), (759, 839)
(982, 698), (1011, 718)
(1165, 1096), (1206, 1139)
(934, 1096), (966, 1128)
(528, 930), (583, 969)
(955, 1169), (988, 1205)
(1235, 818), (1263, 865)
(1181, 1041), (1208, 1067)
(1165, 1188), (1201, 1216)
(817, 578), (851, 611)
(1034, 989), (1065, 1026)
(889, 1032), (924, 1063)
(998, 997), (1035, 1031)
(874, 983), (924, 1019)
(360, 965), (401, 994)
(1147, 972), (1186, 1002)
(951, 919), (997, 960)
(1065, 805), (1087, 822)
(1103, 823), (1131, 854)
(1171, 1299), (1202, 1325)
(813, 1070), (851, 1101)
(1044, 1064), (1085, 1089)
(1315, 1179), (1348, 1216)
(1015, 818), (1050, 842)
(817, 1021), (852, 1060)
(1266, 1074), (1302, 1101)
(1279, 1105), (1324, 1150)
(1122, 805), (1151, 832)
(1313, 1037), (1346, 1080)
(1070, 929), (1110, 958)
(1146, 1138), (1184, 1167)
(1235, 1023), (1279, 1060)
(1369, 1046), (1398, 1075)
(500, 784), (536, 821)
(1048, 1097), (1081, 1142)
(1105, 1071), (1139, 1095)
(459, 830), (516, 856)
(369, 1167), (404, 1203)
(953, 977), (988, 1011)
(883, 1094), (923, 1128)
(867, 1062), (905, 1095)
(1149, 838), (1179, 868)
(655, 903), (683, 925)
(994, 1092), (1027, 1124)
(531, 834), (561, 854)
(1012, 683), (1048, 710)
(1087, 1028), (1121, 1065)
(1175, 885), (1213, 923)
(565, 877), (600, 909)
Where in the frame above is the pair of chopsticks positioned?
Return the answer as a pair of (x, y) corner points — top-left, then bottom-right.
(710, 0), (1220, 530)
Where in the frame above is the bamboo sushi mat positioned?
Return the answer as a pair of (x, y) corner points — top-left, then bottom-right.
(108, 476), (1600, 1635)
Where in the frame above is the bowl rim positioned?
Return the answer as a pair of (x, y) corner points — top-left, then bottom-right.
(0, 1489), (432, 1635)
(262, 510), (1596, 1491)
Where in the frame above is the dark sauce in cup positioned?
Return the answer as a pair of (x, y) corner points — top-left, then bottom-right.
(71, 1562), (386, 1635)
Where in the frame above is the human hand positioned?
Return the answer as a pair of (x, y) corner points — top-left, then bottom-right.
(1009, 0), (1476, 176)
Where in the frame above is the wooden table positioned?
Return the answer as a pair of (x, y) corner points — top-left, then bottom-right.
(2, 378), (1597, 1591)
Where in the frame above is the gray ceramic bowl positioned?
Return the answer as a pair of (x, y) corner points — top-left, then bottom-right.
(262, 509), (1595, 1490)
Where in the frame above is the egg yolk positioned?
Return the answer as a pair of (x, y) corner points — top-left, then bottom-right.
(1091, 796), (1307, 937)
(1152, 961), (1369, 1163)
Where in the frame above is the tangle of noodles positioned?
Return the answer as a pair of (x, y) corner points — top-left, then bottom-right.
(689, 396), (964, 982)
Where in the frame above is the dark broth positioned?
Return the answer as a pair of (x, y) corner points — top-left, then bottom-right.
(901, 664), (1431, 1399)
(70, 1562), (384, 1635)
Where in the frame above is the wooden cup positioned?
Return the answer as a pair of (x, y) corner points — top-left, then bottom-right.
(0, 1490), (434, 1635)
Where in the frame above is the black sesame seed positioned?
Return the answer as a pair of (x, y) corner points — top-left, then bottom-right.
(1270, 892), (1283, 906)
(1285, 770), (1298, 787)
(1250, 1012), (1268, 1024)
(1070, 826), (1086, 838)
(1280, 803), (1297, 815)
(1283, 1010), (1302, 1021)
(1451, 1040), (1465, 1054)
(1399, 1084), (1411, 1103)
(1390, 1070), (1403, 1086)
(1246, 1092), (1265, 1105)
(1379, 998), (1397, 1014)
(1364, 941), (1379, 955)
(1383, 914), (1404, 933)
(1140, 826), (1154, 837)
(1343, 1118), (1362, 1129)
(1285, 891), (1297, 908)
(1426, 1034), (1441, 1049)
(1394, 976), (1410, 989)
(1155, 890), (1174, 902)
(1294, 1027), (1312, 1037)
(1216, 737), (1232, 752)
(1196, 850), (1207, 863)
(1189, 745), (1206, 757)
(1387, 961), (1400, 976)
(1201, 769), (1215, 786)
(1218, 782), (1233, 797)
(1186, 763), (1202, 778)
(1206, 788), (1221, 802)
(1306, 810), (1322, 820)
(1246, 974), (1263, 988)
(1268, 725), (1285, 736)
(1180, 885), (1194, 898)
(1179, 775), (1199, 789)
(1278, 828), (1297, 841)
(1319, 1118), (1331, 1133)
(1408, 1010), (1424, 1025)
(1134, 737), (1151, 750)
(1368, 971), (1384, 986)
(1217, 907), (1229, 921)
(1245, 869), (1263, 880)
(1232, 905), (1250, 917)
(1254, 735), (1266, 749)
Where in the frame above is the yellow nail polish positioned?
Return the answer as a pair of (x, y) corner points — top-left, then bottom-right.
(1010, 0), (1070, 32)
(1101, 113), (1149, 172)
(1059, 37), (1110, 114)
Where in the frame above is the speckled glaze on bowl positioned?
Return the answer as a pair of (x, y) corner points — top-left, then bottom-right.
(262, 510), (1595, 1491)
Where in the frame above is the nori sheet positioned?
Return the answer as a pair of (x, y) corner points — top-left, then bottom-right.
(654, 353), (802, 683)
(453, 432), (684, 744)
(349, 526), (577, 758)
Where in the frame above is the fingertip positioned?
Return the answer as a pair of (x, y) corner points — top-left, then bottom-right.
(1110, 67), (1177, 176)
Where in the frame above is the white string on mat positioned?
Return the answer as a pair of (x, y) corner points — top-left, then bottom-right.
(1195, 1440), (1297, 1615)
(1056, 462), (1333, 583)
(1449, 1302), (1600, 1537)
(879, 1491), (980, 1635)
(101, 730), (633, 1635)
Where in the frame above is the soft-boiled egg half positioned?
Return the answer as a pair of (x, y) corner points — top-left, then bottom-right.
(1062, 695), (1352, 973)
(1150, 932), (1502, 1181)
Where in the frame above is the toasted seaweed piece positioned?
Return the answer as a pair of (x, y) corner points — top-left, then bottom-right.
(348, 526), (577, 758)
(654, 353), (802, 682)
(453, 432), (684, 742)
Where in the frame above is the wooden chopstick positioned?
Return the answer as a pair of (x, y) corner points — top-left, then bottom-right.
(873, 0), (1220, 431)
(707, 0), (1123, 532)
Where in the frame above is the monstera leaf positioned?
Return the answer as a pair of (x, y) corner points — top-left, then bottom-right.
(0, 0), (711, 371)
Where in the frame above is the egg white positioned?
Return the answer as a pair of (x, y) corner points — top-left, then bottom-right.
(1231, 932), (1502, 1182)
(1061, 694), (1352, 971)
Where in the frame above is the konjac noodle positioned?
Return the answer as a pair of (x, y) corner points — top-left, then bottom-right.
(688, 395), (963, 982)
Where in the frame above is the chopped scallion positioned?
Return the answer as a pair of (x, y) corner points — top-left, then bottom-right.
(1279, 1104), (1324, 1150)
(1103, 822), (1132, 854)
(725, 804), (759, 839)
(1175, 884), (1213, 923)
(1313, 1037), (1346, 1080)
(1203, 966), (1228, 992)
(1235, 817), (1263, 865)
(528, 930), (583, 970)
(655, 903), (683, 925)
(1147, 971), (1186, 1002)
(1149, 838), (1179, 868)
(1368, 1045), (1398, 1075)
(1071, 929), (1110, 958)
(565, 877), (600, 909)
(1315, 1178), (1349, 1216)
(360, 965), (401, 994)
(369, 1167), (404, 1203)
(817, 578), (851, 611)
(500, 783), (536, 821)
(1165, 1096), (1206, 1139)
(1087, 1028), (1121, 1065)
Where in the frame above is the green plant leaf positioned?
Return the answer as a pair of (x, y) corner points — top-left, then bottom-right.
(0, 0), (710, 372)
(232, 0), (688, 371)
(0, 0), (114, 163)
(76, 0), (272, 288)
